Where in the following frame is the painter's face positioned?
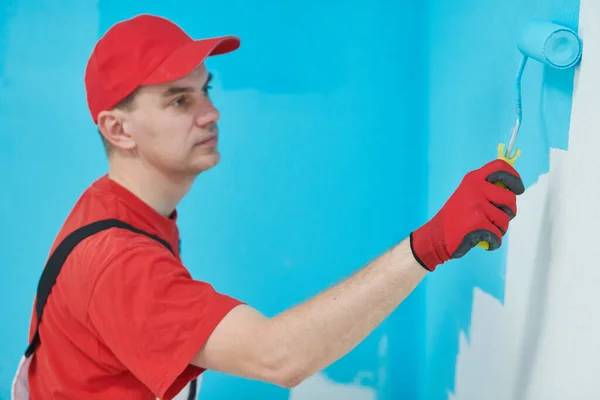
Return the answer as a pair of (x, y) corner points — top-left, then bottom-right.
(124, 64), (221, 177)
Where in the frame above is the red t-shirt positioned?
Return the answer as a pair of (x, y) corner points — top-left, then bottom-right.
(26, 175), (243, 399)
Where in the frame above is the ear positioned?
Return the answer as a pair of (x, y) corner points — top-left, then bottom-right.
(97, 110), (136, 151)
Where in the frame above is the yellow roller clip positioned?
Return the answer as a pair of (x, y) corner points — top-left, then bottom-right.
(476, 143), (521, 250)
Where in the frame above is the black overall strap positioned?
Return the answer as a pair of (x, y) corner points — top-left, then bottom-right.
(24, 218), (197, 400)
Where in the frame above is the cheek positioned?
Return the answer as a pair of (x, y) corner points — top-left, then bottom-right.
(131, 110), (196, 157)
(156, 123), (197, 161)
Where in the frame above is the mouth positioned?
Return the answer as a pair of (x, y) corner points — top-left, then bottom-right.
(196, 134), (218, 147)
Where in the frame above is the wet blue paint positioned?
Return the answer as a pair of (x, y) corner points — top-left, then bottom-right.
(424, 0), (580, 398)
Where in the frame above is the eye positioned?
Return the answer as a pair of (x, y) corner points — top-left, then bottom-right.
(202, 85), (212, 96)
(173, 95), (187, 107)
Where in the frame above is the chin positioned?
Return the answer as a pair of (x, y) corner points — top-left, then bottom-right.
(192, 152), (220, 174)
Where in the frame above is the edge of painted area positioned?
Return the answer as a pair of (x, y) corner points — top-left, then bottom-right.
(450, 1), (597, 399)
(423, 2), (582, 399)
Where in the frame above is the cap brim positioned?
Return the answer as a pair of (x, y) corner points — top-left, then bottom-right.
(141, 35), (240, 85)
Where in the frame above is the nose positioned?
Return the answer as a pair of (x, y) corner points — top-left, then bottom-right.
(195, 98), (220, 128)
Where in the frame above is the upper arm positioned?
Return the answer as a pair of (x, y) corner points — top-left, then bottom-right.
(190, 304), (302, 388)
(190, 304), (282, 381)
(86, 239), (244, 399)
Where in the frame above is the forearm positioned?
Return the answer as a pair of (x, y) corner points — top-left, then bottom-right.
(192, 159), (524, 388)
(263, 237), (427, 385)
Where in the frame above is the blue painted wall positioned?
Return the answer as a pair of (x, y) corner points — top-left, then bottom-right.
(0, 0), (426, 398)
(0, 0), (580, 399)
(424, 0), (580, 399)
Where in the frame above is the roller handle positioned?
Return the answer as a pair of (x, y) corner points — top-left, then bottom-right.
(476, 143), (521, 250)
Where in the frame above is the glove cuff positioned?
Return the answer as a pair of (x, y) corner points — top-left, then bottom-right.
(410, 216), (449, 272)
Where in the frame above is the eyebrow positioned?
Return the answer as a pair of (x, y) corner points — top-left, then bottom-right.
(161, 72), (213, 97)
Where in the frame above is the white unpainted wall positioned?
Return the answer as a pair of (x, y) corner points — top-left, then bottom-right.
(451, 1), (600, 399)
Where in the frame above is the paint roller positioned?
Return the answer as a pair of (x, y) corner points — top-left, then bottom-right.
(477, 19), (583, 250)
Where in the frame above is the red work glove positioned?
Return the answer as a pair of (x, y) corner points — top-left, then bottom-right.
(410, 159), (525, 272)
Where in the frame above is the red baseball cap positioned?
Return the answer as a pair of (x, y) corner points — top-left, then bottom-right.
(84, 14), (240, 124)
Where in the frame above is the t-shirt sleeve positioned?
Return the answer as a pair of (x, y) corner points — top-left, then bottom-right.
(86, 237), (244, 399)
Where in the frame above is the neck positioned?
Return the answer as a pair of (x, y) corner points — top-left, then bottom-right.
(107, 157), (195, 217)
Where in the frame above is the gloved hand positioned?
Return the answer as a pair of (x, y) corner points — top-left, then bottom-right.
(410, 159), (525, 272)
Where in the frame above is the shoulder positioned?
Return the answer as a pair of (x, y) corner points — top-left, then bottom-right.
(79, 227), (182, 288)
(50, 226), (175, 318)
(56, 181), (180, 288)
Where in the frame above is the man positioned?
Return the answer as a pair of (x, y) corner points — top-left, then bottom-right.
(12, 13), (525, 400)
